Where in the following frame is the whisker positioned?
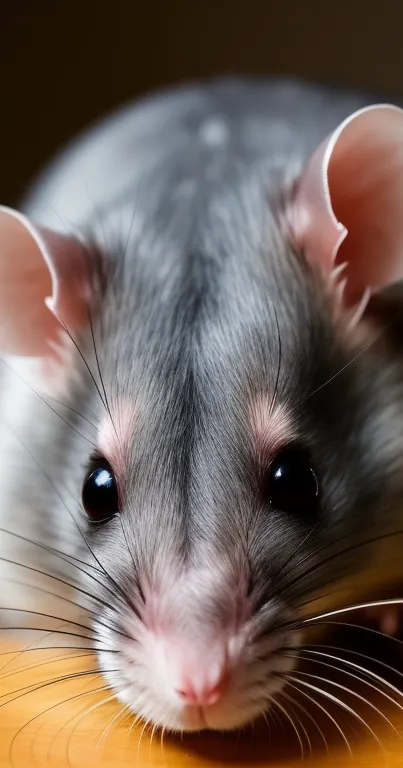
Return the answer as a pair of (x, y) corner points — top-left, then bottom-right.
(160, 724), (166, 761)
(285, 672), (384, 751)
(304, 597), (403, 624)
(0, 644), (117, 656)
(284, 651), (403, 737)
(55, 314), (108, 412)
(0, 652), (95, 683)
(97, 702), (131, 750)
(274, 522), (319, 586)
(0, 526), (102, 574)
(304, 642), (403, 687)
(0, 361), (96, 448)
(0, 554), (117, 614)
(118, 515), (143, 608)
(0, 625), (93, 640)
(271, 697), (305, 760)
(87, 310), (114, 431)
(0, 607), (92, 636)
(9, 684), (109, 768)
(278, 690), (312, 755)
(0, 667), (111, 709)
(284, 679), (351, 755)
(292, 669), (395, 745)
(0, 625), (68, 677)
(0, 575), (132, 643)
(302, 619), (403, 649)
(301, 323), (389, 404)
(125, 712), (143, 747)
(149, 721), (160, 761)
(283, 529), (403, 599)
(45, 393), (97, 430)
(268, 305), (282, 416)
(64, 689), (121, 767)
(281, 687), (328, 753)
(0, 421), (141, 617)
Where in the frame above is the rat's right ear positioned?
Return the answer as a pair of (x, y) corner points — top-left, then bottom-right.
(290, 104), (403, 325)
(0, 206), (91, 358)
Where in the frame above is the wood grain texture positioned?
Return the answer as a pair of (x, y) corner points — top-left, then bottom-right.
(0, 644), (402, 767)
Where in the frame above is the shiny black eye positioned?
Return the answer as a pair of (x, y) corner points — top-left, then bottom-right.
(266, 447), (319, 517)
(82, 461), (119, 522)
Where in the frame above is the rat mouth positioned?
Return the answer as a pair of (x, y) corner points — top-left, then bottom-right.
(98, 638), (299, 734)
(93, 606), (302, 732)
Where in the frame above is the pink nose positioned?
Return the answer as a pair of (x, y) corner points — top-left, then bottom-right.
(174, 669), (229, 706)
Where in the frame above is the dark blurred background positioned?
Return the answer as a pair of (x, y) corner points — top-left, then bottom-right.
(1, 1), (403, 205)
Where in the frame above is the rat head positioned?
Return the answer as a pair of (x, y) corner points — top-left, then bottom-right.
(3, 105), (403, 732)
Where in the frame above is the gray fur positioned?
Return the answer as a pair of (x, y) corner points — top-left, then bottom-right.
(2, 77), (403, 731)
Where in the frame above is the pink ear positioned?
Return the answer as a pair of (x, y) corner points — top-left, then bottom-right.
(0, 206), (90, 357)
(291, 104), (403, 318)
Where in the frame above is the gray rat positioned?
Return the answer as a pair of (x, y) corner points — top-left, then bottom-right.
(1, 77), (403, 732)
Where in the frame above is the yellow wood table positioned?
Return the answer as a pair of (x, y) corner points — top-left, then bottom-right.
(0, 644), (402, 768)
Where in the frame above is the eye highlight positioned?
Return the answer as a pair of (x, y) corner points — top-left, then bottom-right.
(265, 446), (319, 518)
(82, 460), (120, 522)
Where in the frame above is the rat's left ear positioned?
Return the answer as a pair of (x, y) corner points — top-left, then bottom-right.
(0, 206), (91, 359)
(291, 104), (403, 323)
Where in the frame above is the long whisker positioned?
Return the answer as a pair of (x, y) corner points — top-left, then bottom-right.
(159, 724), (166, 762)
(278, 690), (312, 756)
(149, 721), (159, 759)
(0, 667), (111, 709)
(271, 696), (304, 760)
(0, 527), (102, 574)
(301, 323), (389, 404)
(0, 554), (118, 614)
(0, 597), (130, 651)
(87, 311), (114, 431)
(118, 515), (143, 605)
(297, 648), (403, 708)
(302, 619), (403, 649)
(45, 393), (97, 430)
(283, 529), (403, 598)
(0, 361), (96, 448)
(0, 357), (97, 428)
(97, 701), (131, 750)
(275, 522), (319, 585)
(2, 422), (139, 617)
(292, 669), (396, 743)
(0, 644), (117, 657)
(268, 305), (282, 416)
(281, 687), (328, 753)
(0, 607), (94, 638)
(285, 672), (384, 751)
(0, 652), (95, 683)
(0, 624), (74, 677)
(284, 679), (351, 754)
(304, 598), (403, 624)
(137, 718), (151, 759)
(125, 711), (143, 747)
(64, 689), (121, 767)
(55, 314), (108, 412)
(304, 642), (403, 687)
(284, 651), (403, 736)
(8, 684), (109, 768)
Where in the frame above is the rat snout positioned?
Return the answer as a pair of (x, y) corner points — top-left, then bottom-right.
(165, 639), (230, 707)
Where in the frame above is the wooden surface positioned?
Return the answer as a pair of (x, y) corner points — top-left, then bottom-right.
(0, 643), (403, 767)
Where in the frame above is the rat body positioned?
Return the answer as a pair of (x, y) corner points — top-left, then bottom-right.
(1, 78), (403, 731)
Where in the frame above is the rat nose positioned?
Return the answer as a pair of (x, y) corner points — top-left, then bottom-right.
(166, 639), (230, 707)
(174, 668), (229, 706)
